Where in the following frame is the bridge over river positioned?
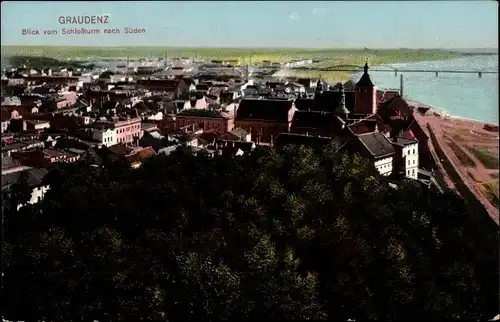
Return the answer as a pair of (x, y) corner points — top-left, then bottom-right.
(292, 66), (498, 77)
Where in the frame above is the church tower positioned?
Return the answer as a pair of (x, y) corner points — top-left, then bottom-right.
(333, 83), (350, 119)
(354, 62), (377, 115)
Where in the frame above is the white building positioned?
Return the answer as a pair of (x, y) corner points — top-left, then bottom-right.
(1, 120), (9, 133)
(91, 126), (117, 147)
(398, 138), (419, 179)
(352, 132), (397, 176)
(183, 96), (208, 110)
(1, 96), (21, 106)
(18, 185), (50, 210)
(374, 156), (394, 176)
(350, 132), (420, 180)
(146, 111), (164, 121)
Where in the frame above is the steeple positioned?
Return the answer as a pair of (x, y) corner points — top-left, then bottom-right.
(356, 60), (375, 87)
(334, 83), (350, 118)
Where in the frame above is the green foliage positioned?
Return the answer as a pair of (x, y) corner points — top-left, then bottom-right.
(3, 144), (498, 321)
(6, 55), (93, 69)
(483, 181), (499, 207)
(470, 147), (499, 170)
(2, 45), (464, 64)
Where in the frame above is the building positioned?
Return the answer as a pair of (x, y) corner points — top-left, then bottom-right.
(2, 139), (45, 157)
(12, 148), (82, 167)
(296, 78), (318, 89)
(290, 110), (337, 137)
(94, 144), (157, 168)
(293, 64), (377, 117)
(1, 115), (9, 133)
(216, 127), (251, 143)
(235, 98), (297, 143)
(92, 116), (142, 145)
(378, 96), (414, 119)
(345, 132), (396, 176)
(116, 117), (142, 144)
(182, 94), (209, 110)
(125, 146), (157, 168)
(391, 136), (419, 179)
(354, 62), (377, 115)
(175, 109), (235, 133)
(2, 167), (50, 210)
(24, 75), (79, 86)
(136, 78), (189, 97)
(91, 124), (117, 147)
(25, 119), (50, 131)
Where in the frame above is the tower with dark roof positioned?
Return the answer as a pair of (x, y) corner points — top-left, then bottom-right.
(333, 83), (350, 119)
(354, 61), (377, 115)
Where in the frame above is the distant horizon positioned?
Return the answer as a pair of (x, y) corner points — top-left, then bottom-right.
(2, 45), (498, 51)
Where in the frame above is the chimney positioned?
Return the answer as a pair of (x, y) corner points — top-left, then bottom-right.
(400, 74), (404, 98)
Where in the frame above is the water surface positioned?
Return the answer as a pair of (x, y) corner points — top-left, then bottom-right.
(353, 55), (498, 124)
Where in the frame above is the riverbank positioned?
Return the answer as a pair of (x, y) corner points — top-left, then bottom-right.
(412, 102), (499, 223)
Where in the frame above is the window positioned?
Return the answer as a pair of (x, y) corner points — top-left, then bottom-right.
(413, 149), (415, 154)
(413, 160), (415, 165)
(412, 169), (415, 175)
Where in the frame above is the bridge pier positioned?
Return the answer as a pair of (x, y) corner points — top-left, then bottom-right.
(435, 72), (439, 77)
(478, 72), (482, 78)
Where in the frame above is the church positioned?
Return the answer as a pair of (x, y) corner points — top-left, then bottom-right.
(291, 62), (378, 137)
(295, 62), (377, 116)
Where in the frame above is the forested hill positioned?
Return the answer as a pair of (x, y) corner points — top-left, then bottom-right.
(3, 145), (498, 321)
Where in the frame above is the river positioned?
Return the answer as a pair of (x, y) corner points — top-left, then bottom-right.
(352, 55), (499, 124)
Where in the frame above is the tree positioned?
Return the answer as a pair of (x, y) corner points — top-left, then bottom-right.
(8, 170), (33, 210)
(3, 144), (498, 321)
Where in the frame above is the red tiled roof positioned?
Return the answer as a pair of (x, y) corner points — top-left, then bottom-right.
(125, 146), (157, 164)
(197, 130), (219, 142)
(387, 97), (410, 114)
(108, 144), (134, 155)
(400, 129), (415, 139)
(217, 132), (240, 141)
(348, 121), (371, 135)
(366, 114), (392, 133)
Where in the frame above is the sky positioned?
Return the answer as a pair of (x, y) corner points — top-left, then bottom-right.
(1, 1), (498, 48)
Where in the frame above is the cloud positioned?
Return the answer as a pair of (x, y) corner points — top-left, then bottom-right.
(312, 7), (328, 15)
(288, 12), (300, 21)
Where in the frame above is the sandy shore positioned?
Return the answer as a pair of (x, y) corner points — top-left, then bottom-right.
(411, 100), (499, 224)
